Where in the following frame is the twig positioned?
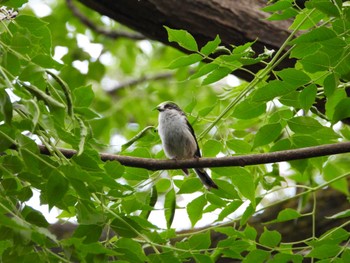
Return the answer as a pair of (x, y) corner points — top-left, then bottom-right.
(66, 0), (145, 40)
(33, 141), (350, 170)
(108, 72), (174, 94)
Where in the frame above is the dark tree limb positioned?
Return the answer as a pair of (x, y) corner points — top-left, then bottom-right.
(77, 0), (295, 81)
(37, 142), (350, 170)
(66, 0), (145, 40)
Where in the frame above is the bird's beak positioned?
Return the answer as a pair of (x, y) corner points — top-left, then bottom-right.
(153, 104), (162, 111)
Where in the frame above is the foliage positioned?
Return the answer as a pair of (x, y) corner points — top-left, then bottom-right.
(0, 0), (349, 262)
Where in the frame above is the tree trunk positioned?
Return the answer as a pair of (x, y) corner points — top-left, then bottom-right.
(78, 0), (295, 81)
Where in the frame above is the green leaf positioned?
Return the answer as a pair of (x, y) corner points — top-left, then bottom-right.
(243, 249), (270, 263)
(73, 224), (103, 243)
(110, 216), (143, 238)
(200, 35), (221, 56)
(299, 84), (317, 111)
(165, 26), (198, 51)
(262, 0), (292, 12)
(190, 63), (219, 80)
(202, 67), (232, 85)
(332, 98), (350, 123)
(168, 53), (203, 69)
(323, 73), (338, 97)
(116, 238), (148, 262)
(325, 89), (347, 120)
(252, 80), (297, 102)
(287, 116), (323, 134)
(202, 139), (221, 157)
(306, 244), (342, 259)
(218, 200), (243, 221)
(222, 167), (256, 207)
(46, 170), (69, 210)
(206, 192), (226, 207)
(301, 52), (330, 73)
(15, 15), (52, 54)
(32, 54), (62, 70)
(240, 203), (256, 225)
(0, 240), (12, 256)
(226, 139), (251, 154)
(2, 0), (27, 8)
(0, 89), (13, 124)
(290, 8), (325, 30)
(253, 123), (282, 148)
(188, 231), (211, 250)
(21, 205), (49, 227)
(187, 194), (207, 227)
(259, 227), (281, 247)
(104, 161), (124, 179)
(291, 27), (337, 45)
(266, 208), (301, 224)
(323, 162), (349, 195)
(164, 187), (176, 228)
(307, 0), (340, 17)
(276, 68), (311, 87)
(73, 85), (94, 108)
(232, 100), (266, 119)
(140, 186), (158, 219)
(178, 178), (203, 194)
(267, 7), (298, 21)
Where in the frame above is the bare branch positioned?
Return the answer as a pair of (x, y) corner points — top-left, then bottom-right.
(66, 0), (145, 40)
(108, 72), (174, 94)
(36, 142), (350, 170)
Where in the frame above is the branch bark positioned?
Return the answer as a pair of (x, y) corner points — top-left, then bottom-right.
(66, 0), (145, 40)
(77, 0), (295, 81)
(36, 142), (350, 170)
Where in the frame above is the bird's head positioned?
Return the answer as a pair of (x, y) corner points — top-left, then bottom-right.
(155, 101), (182, 113)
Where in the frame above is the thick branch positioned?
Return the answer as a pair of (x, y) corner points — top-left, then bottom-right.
(37, 142), (350, 170)
(66, 0), (145, 40)
(78, 0), (295, 81)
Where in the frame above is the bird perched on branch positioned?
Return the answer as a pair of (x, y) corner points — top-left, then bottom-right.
(156, 101), (218, 189)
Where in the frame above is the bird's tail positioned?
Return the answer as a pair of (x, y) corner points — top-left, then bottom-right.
(194, 168), (218, 190)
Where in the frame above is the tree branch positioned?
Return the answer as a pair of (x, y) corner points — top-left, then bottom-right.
(108, 72), (174, 94)
(66, 0), (145, 40)
(36, 142), (350, 170)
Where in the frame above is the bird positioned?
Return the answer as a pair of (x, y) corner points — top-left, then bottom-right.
(156, 101), (218, 189)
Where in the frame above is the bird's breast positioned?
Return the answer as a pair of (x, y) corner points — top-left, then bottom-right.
(158, 112), (197, 159)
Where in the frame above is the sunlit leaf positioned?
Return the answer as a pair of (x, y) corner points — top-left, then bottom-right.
(164, 187), (176, 229)
(259, 227), (281, 247)
(200, 35), (221, 56)
(187, 194), (207, 227)
(168, 53), (203, 69)
(202, 67), (232, 85)
(165, 26), (198, 51)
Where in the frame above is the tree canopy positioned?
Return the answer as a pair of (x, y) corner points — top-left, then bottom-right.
(0, 0), (350, 262)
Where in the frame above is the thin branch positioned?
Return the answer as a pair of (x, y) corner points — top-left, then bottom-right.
(35, 142), (350, 170)
(108, 72), (174, 94)
(66, 0), (145, 40)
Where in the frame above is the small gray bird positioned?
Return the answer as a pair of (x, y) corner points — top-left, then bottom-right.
(156, 101), (218, 189)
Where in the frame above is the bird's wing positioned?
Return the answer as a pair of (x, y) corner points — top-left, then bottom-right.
(185, 119), (201, 158)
